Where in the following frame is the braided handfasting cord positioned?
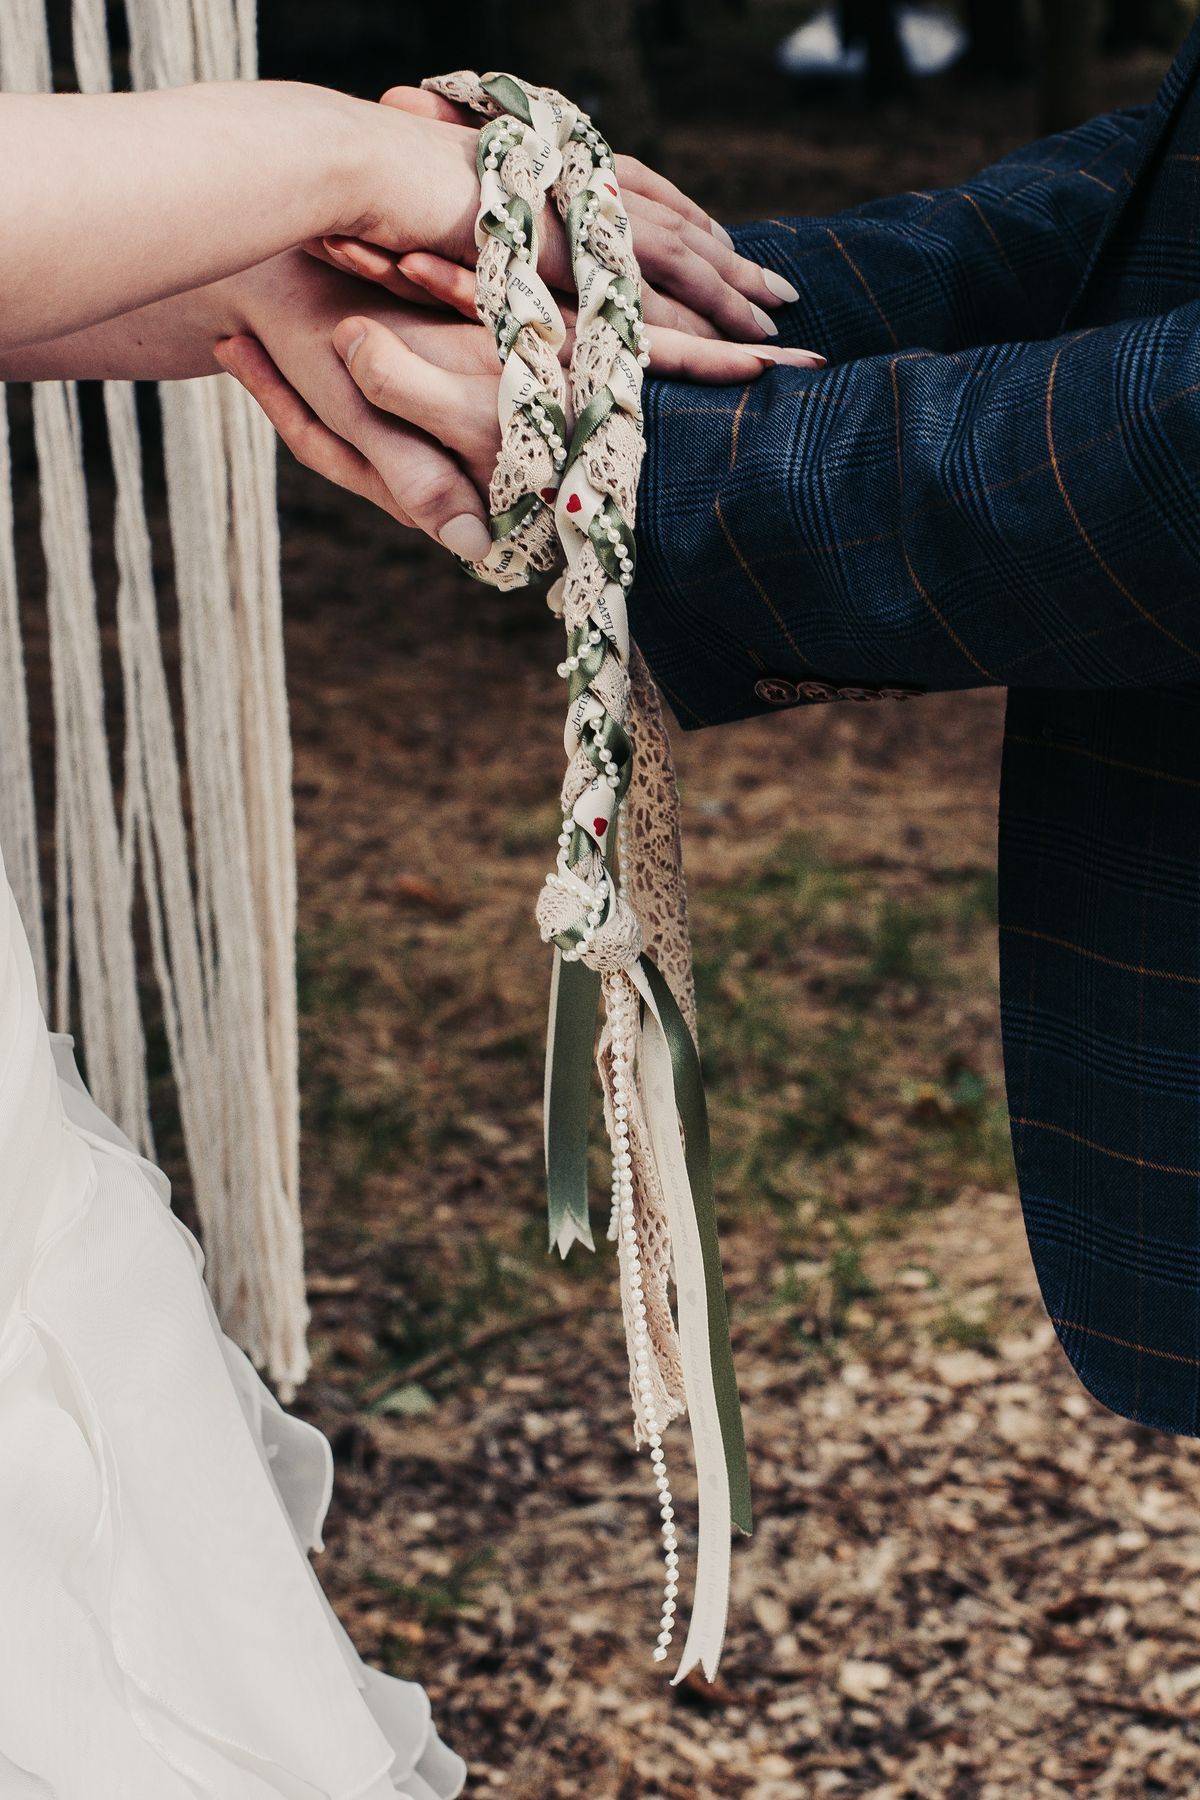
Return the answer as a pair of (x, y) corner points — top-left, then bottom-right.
(424, 68), (750, 1681)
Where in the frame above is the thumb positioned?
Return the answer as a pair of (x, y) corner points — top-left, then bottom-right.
(379, 83), (471, 127)
(334, 317), (496, 557)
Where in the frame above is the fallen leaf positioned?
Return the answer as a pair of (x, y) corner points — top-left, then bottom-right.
(393, 873), (462, 917)
(839, 1660), (892, 1703)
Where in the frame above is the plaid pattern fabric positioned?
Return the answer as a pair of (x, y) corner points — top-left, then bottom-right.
(1008, 23), (1200, 1433)
(633, 24), (1200, 1431)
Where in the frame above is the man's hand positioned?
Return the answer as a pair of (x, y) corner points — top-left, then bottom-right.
(218, 253), (500, 557)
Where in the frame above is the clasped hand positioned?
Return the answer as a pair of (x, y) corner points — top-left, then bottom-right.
(216, 84), (823, 559)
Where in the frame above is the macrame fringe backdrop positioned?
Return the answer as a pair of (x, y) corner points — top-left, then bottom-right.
(0, 0), (306, 1393)
(424, 69), (751, 1682)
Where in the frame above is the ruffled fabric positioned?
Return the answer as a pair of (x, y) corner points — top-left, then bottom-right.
(0, 855), (465, 1800)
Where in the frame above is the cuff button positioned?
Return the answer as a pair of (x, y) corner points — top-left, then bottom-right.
(755, 677), (801, 706)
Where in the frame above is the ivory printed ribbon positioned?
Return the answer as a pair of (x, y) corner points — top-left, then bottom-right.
(424, 67), (750, 1681)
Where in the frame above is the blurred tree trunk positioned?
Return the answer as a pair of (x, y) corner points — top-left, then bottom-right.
(1039, 0), (1102, 132)
(1107, 0), (1190, 50)
(964, 0), (1031, 81)
(505, 0), (657, 153)
(1108, 0), (1147, 47)
(840, 0), (910, 102)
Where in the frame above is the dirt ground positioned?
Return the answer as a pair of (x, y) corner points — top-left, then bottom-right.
(20, 31), (1200, 1800)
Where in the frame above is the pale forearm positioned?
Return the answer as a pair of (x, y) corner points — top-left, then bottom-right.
(0, 82), (376, 352)
(0, 250), (368, 384)
(0, 277), (246, 382)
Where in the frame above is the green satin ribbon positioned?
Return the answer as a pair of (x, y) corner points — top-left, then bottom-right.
(544, 943), (752, 1533)
(481, 71), (534, 124)
(545, 951), (600, 1253)
(601, 276), (643, 358)
(491, 493), (539, 540)
(639, 955), (752, 1537)
(563, 387), (614, 475)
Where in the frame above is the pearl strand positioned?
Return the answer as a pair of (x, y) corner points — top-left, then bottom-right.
(606, 805), (632, 1246)
(607, 971), (679, 1664)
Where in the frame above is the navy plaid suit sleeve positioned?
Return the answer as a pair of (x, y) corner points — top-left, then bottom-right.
(634, 297), (1200, 729)
(730, 108), (1148, 364)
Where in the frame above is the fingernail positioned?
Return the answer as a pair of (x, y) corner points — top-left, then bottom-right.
(751, 349), (826, 368)
(750, 304), (778, 338)
(323, 237), (353, 265)
(334, 326), (367, 367)
(711, 221), (735, 250)
(761, 269), (800, 304)
(440, 514), (492, 561)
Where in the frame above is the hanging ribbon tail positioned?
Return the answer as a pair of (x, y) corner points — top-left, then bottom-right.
(630, 955), (752, 1684)
(544, 949), (600, 1257)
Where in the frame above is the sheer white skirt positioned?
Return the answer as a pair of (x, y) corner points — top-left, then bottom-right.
(0, 846), (466, 1799)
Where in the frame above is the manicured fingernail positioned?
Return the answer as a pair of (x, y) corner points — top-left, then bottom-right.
(761, 269), (800, 304)
(750, 304), (778, 338)
(712, 221), (735, 250)
(440, 514), (492, 560)
(751, 349), (826, 368)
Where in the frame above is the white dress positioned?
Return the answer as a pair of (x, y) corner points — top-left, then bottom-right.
(0, 843), (466, 1800)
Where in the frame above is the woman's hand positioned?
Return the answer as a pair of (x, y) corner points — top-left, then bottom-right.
(0, 73), (798, 363)
(0, 80), (498, 353)
(315, 84), (799, 346)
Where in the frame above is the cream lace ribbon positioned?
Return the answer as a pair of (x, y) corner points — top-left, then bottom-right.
(424, 69), (750, 1681)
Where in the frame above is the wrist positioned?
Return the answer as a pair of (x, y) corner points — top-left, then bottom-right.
(278, 81), (392, 244)
(211, 80), (384, 248)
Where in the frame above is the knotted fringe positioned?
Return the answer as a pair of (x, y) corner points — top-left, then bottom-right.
(0, 0), (306, 1393)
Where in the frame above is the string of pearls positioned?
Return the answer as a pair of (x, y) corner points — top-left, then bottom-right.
(602, 519), (636, 587)
(555, 624), (603, 678)
(610, 288), (653, 369)
(607, 963), (679, 1663)
(530, 399), (566, 468)
(482, 119), (531, 262)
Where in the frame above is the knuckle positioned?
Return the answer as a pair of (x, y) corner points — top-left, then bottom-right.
(663, 224), (690, 267)
(354, 346), (397, 412)
(404, 464), (461, 521)
(696, 260), (724, 300)
(287, 424), (321, 473)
